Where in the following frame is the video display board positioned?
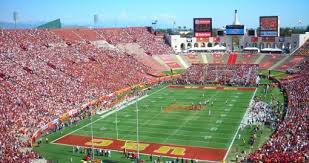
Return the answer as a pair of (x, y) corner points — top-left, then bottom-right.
(259, 16), (279, 37)
(194, 18), (212, 38)
(225, 25), (245, 35)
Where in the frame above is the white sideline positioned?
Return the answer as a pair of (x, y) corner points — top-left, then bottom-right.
(51, 85), (168, 144)
(223, 88), (257, 161)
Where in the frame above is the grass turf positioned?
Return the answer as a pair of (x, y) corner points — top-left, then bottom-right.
(226, 78), (284, 161)
(73, 86), (254, 148)
(258, 69), (288, 80)
(161, 69), (185, 75)
(34, 85), (255, 162)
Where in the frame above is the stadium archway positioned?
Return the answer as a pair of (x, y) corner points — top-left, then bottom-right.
(201, 43), (206, 47)
(194, 43), (199, 48)
(266, 43), (271, 48)
(260, 43), (265, 49)
(180, 43), (186, 51)
(272, 43), (276, 48)
(207, 42), (213, 47)
(187, 43), (192, 48)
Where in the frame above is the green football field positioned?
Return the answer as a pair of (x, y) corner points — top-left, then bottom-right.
(71, 86), (254, 148)
(47, 85), (255, 161)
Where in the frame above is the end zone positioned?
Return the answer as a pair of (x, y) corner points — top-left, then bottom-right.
(53, 134), (227, 162)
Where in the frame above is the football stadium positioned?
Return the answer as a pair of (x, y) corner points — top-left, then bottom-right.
(1, 0), (309, 163)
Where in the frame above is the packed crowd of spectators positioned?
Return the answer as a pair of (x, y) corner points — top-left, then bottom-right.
(96, 27), (173, 55)
(0, 27), (173, 56)
(177, 64), (205, 84)
(293, 39), (309, 56)
(178, 63), (259, 86)
(0, 28), (165, 162)
(1, 28), (307, 162)
(246, 61), (309, 162)
(0, 29), (63, 53)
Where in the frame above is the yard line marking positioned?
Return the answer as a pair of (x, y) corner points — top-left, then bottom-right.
(51, 85), (168, 143)
(216, 120), (223, 124)
(88, 123), (237, 134)
(121, 107), (165, 140)
(162, 110), (199, 143)
(85, 128), (232, 141)
(223, 88), (257, 161)
(107, 115), (244, 125)
(224, 108), (231, 112)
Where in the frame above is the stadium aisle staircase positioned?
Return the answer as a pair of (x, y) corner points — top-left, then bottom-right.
(203, 64), (208, 81)
(227, 53), (237, 64)
(152, 55), (171, 69)
(246, 67), (252, 84)
(201, 54), (208, 63)
(159, 55), (182, 69)
(269, 55), (291, 70)
(175, 55), (190, 68)
(275, 55), (306, 71)
(254, 54), (266, 64)
(135, 53), (169, 71)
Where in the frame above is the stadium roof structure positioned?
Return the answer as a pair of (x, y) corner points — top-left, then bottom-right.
(261, 47), (283, 52)
(243, 47), (259, 51)
(37, 18), (61, 29)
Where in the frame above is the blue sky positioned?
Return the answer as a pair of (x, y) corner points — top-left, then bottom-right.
(0, 0), (308, 28)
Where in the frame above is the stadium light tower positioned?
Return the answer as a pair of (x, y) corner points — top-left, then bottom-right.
(13, 11), (18, 29)
(94, 14), (99, 28)
(152, 19), (158, 30)
(298, 19), (302, 27)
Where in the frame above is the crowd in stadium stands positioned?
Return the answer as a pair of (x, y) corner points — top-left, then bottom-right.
(1, 28), (308, 162)
(247, 61), (309, 162)
(178, 64), (259, 86)
(0, 27), (173, 56)
(96, 27), (173, 55)
(0, 28), (170, 162)
(0, 29), (64, 53)
(293, 39), (309, 56)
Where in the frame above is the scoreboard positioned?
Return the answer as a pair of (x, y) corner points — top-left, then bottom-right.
(225, 25), (245, 35)
(259, 16), (279, 37)
(193, 18), (212, 38)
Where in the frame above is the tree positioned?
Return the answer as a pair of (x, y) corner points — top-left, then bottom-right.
(280, 27), (306, 37)
(306, 25), (309, 32)
(178, 26), (181, 31)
